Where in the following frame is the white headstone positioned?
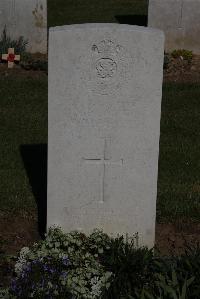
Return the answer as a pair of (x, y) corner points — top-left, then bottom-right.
(0, 0), (47, 54)
(48, 24), (164, 248)
(148, 0), (200, 54)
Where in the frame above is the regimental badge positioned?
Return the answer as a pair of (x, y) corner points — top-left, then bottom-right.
(78, 38), (133, 96)
(91, 40), (121, 79)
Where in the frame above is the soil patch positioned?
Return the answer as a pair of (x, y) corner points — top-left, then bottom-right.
(0, 211), (40, 287)
(0, 211), (40, 255)
(156, 222), (200, 255)
(163, 54), (200, 83)
(0, 59), (47, 79)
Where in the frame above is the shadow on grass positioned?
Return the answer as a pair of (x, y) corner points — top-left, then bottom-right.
(20, 144), (47, 238)
(115, 15), (148, 26)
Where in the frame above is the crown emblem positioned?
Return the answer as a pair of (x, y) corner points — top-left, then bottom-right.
(91, 39), (122, 57)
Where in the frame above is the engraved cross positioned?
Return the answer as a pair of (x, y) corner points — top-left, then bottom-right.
(83, 138), (123, 203)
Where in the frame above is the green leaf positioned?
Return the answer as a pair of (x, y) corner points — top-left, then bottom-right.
(172, 270), (178, 286)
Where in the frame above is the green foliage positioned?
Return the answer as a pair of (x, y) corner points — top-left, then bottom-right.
(141, 246), (200, 299)
(1, 228), (200, 298)
(20, 53), (48, 72)
(20, 59), (47, 72)
(155, 271), (194, 299)
(99, 236), (154, 298)
(20, 52), (32, 63)
(0, 288), (15, 299)
(171, 49), (193, 62)
(174, 245), (200, 298)
(141, 273), (194, 299)
(0, 26), (28, 55)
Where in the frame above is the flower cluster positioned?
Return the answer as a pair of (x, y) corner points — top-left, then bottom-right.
(14, 247), (30, 275)
(6, 227), (113, 298)
(11, 255), (71, 298)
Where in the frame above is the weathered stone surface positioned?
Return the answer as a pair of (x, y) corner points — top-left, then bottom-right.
(148, 0), (200, 54)
(0, 0), (47, 54)
(48, 24), (164, 247)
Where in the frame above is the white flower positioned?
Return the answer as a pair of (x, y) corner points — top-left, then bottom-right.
(15, 247), (30, 275)
(20, 247), (30, 257)
(90, 276), (103, 297)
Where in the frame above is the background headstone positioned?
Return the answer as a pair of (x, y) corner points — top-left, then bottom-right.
(148, 0), (200, 54)
(48, 24), (164, 248)
(0, 0), (47, 54)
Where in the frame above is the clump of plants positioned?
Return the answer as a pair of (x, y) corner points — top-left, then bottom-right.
(0, 27), (47, 72)
(0, 227), (200, 299)
(0, 228), (112, 299)
(171, 49), (193, 62)
(20, 55), (48, 72)
(0, 26), (28, 56)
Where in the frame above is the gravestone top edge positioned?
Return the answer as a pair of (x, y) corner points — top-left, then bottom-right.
(49, 23), (164, 37)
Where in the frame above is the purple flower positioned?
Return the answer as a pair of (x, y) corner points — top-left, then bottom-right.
(62, 256), (70, 266)
(10, 279), (22, 296)
(43, 264), (50, 271)
(60, 271), (68, 278)
(10, 279), (17, 291)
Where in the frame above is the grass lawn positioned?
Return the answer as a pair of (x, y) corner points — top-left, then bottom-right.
(0, 72), (200, 222)
(158, 83), (200, 222)
(0, 0), (200, 224)
(0, 73), (47, 212)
